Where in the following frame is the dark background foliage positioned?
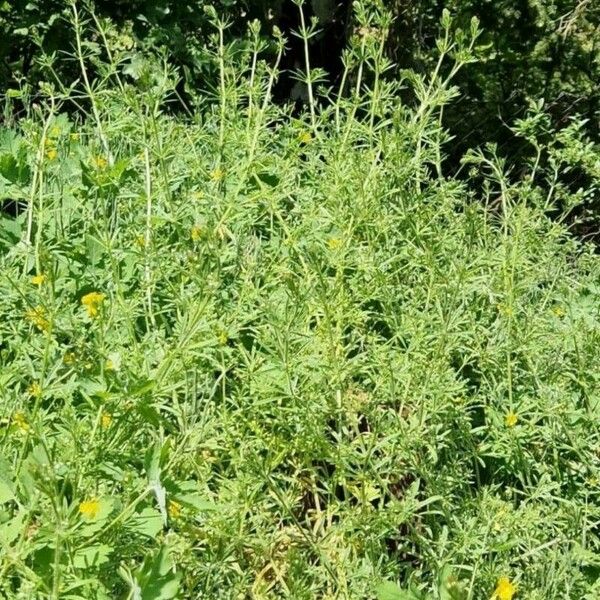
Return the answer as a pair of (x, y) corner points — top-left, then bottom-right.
(1, 0), (599, 165)
(389, 0), (600, 162)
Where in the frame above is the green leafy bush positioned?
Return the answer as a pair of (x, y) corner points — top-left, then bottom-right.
(0, 3), (599, 599)
(0, 0), (265, 98)
(3, 0), (599, 160)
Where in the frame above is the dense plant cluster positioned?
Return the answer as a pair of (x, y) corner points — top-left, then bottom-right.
(2, 1), (598, 152)
(0, 2), (599, 599)
(0, 1), (279, 95)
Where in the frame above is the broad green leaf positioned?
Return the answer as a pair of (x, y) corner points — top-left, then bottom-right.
(0, 510), (25, 547)
(376, 581), (425, 600)
(136, 546), (181, 600)
(169, 480), (218, 514)
(0, 456), (15, 503)
(123, 54), (146, 80)
(73, 544), (113, 569)
(85, 234), (105, 266)
(128, 507), (163, 538)
(0, 215), (23, 250)
(438, 566), (467, 600)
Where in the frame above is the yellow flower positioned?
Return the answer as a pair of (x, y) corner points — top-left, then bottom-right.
(298, 131), (312, 144)
(45, 148), (58, 161)
(70, 132), (80, 142)
(551, 305), (565, 317)
(217, 330), (228, 345)
(105, 352), (121, 372)
(27, 382), (42, 398)
(31, 273), (46, 286)
(13, 411), (30, 433)
(497, 303), (513, 317)
(50, 125), (61, 138)
(92, 155), (108, 170)
(492, 577), (516, 600)
(210, 167), (224, 182)
(168, 500), (182, 519)
(100, 412), (112, 428)
(327, 237), (343, 250)
(25, 306), (50, 332)
(505, 412), (518, 428)
(78, 498), (100, 520)
(81, 292), (105, 318)
(191, 225), (203, 241)
(63, 351), (77, 366)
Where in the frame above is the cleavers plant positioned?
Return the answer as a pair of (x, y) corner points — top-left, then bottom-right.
(0, 2), (599, 599)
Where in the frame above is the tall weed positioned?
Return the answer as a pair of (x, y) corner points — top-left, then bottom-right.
(0, 3), (598, 599)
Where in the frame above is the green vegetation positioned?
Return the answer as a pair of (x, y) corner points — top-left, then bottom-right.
(392, 0), (600, 156)
(0, 2), (599, 599)
(2, 0), (599, 152)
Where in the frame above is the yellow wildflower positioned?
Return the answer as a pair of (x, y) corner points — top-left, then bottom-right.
(298, 131), (312, 144)
(92, 155), (108, 170)
(217, 330), (228, 345)
(191, 225), (203, 241)
(100, 412), (112, 428)
(81, 292), (105, 318)
(25, 306), (50, 332)
(492, 577), (516, 600)
(50, 125), (61, 138)
(13, 411), (30, 433)
(27, 382), (42, 398)
(551, 305), (565, 317)
(327, 237), (343, 250)
(63, 351), (77, 365)
(105, 352), (121, 372)
(505, 412), (518, 428)
(70, 132), (80, 142)
(31, 273), (46, 286)
(168, 500), (182, 519)
(210, 167), (224, 181)
(78, 498), (100, 520)
(45, 148), (58, 161)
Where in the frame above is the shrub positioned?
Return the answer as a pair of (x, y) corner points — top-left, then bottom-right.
(3, 0), (598, 161)
(0, 3), (599, 599)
